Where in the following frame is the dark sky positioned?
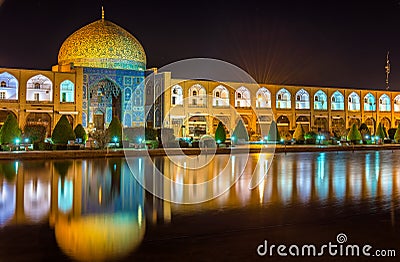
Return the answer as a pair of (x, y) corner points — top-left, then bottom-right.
(1, 0), (400, 89)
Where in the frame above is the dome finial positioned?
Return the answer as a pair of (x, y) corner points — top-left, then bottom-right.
(101, 6), (105, 20)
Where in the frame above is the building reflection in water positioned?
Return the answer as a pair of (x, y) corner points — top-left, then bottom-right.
(0, 158), (145, 262)
(0, 151), (399, 259)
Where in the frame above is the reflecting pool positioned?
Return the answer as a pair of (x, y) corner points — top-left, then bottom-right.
(0, 151), (399, 261)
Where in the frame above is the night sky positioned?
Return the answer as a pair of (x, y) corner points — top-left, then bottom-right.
(1, 0), (400, 89)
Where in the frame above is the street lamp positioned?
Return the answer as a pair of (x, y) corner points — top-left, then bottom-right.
(112, 136), (118, 148)
(231, 136), (235, 146)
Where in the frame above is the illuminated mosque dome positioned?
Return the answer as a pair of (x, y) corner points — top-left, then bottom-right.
(58, 14), (146, 71)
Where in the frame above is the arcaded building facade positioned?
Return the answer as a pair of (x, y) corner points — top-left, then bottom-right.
(1, 13), (400, 140)
(156, 76), (400, 139)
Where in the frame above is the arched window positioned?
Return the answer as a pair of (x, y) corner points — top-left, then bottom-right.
(394, 95), (400, 112)
(60, 80), (74, 102)
(235, 86), (251, 107)
(171, 85), (183, 106)
(276, 88), (291, 109)
(363, 93), (376, 111)
(26, 74), (53, 102)
(331, 91), (344, 110)
(213, 85), (229, 107)
(379, 94), (391, 112)
(0, 72), (19, 100)
(348, 92), (360, 111)
(295, 89), (310, 109)
(256, 87), (271, 108)
(189, 84), (206, 107)
(314, 90), (327, 110)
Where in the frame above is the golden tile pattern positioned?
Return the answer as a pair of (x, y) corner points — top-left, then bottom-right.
(58, 19), (146, 70)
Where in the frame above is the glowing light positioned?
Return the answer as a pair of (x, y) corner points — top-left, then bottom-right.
(98, 187), (102, 205)
(15, 138), (20, 145)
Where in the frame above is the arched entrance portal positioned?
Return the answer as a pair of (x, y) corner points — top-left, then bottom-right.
(348, 118), (360, 128)
(188, 116), (207, 138)
(89, 79), (121, 130)
(331, 117), (345, 135)
(26, 113), (51, 137)
(365, 118), (375, 135)
(296, 116), (310, 132)
(276, 115), (290, 135)
(315, 117), (328, 132)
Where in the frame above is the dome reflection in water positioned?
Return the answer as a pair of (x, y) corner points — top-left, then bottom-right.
(53, 159), (145, 262)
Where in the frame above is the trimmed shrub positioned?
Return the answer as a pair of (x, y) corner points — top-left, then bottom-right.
(232, 119), (249, 143)
(23, 125), (46, 143)
(388, 128), (396, 140)
(0, 114), (21, 145)
(267, 121), (280, 142)
(107, 117), (122, 143)
(74, 124), (87, 143)
(215, 121), (226, 144)
(293, 124), (305, 144)
(145, 127), (157, 140)
(394, 124), (400, 143)
(52, 115), (76, 144)
(375, 123), (386, 140)
(347, 123), (362, 144)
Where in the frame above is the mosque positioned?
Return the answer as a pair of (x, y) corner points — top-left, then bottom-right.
(1, 10), (400, 140)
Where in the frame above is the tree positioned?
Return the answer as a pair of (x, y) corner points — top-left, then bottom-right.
(267, 120), (280, 142)
(145, 127), (157, 140)
(347, 123), (362, 144)
(232, 119), (249, 143)
(52, 115), (76, 144)
(91, 129), (109, 149)
(23, 125), (46, 143)
(214, 121), (226, 144)
(358, 123), (371, 142)
(394, 124), (400, 143)
(74, 124), (87, 143)
(293, 124), (305, 144)
(107, 117), (122, 142)
(0, 114), (21, 144)
(375, 123), (386, 140)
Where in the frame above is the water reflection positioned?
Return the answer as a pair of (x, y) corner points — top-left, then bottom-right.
(0, 151), (400, 260)
(0, 158), (145, 262)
